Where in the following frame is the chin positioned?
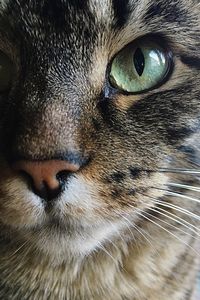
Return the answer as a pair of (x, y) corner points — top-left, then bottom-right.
(0, 167), (130, 263)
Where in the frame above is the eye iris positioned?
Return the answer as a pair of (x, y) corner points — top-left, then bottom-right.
(109, 39), (171, 93)
(133, 48), (145, 77)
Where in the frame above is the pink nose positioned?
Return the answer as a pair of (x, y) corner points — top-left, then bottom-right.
(12, 160), (80, 199)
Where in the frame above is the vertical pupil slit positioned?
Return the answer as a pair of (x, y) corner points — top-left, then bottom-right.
(133, 48), (145, 76)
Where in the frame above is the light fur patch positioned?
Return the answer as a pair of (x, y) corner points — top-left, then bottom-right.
(0, 0), (9, 10)
(89, 0), (112, 22)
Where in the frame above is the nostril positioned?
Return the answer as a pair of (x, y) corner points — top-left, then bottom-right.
(12, 160), (80, 201)
(18, 170), (61, 201)
(35, 181), (63, 202)
(56, 170), (72, 184)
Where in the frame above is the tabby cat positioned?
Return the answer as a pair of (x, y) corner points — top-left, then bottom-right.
(0, 0), (199, 299)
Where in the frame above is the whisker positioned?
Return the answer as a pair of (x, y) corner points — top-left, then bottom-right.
(158, 168), (200, 175)
(116, 212), (136, 241)
(6, 240), (30, 260)
(95, 238), (137, 295)
(138, 192), (200, 221)
(168, 182), (200, 193)
(126, 201), (200, 237)
(150, 205), (200, 235)
(155, 200), (200, 221)
(134, 209), (200, 257)
(134, 223), (160, 254)
(152, 187), (200, 205)
(96, 241), (119, 265)
(115, 211), (160, 252)
(184, 157), (200, 168)
(120, 214), (157, 252)
(141, 206), (200, 240)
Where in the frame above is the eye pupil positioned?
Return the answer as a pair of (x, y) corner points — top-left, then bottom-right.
(133, 48), (145, 77)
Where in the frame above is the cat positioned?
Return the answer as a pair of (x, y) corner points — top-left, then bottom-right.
(0, 0), (199, 299)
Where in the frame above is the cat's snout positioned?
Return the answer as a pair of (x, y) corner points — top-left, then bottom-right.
(12, 160), (80, 201)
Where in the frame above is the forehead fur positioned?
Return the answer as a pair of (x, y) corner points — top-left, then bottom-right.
(1, 0), (199, 57)
(1, 0), (199, 27)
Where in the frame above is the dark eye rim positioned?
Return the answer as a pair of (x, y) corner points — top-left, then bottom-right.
(106, 34), (174, 96)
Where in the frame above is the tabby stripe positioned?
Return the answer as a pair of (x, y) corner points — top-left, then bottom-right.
(144, 1), (186, 23)
(180, 55), (200, 71)
(112, 0), (130, 28)
(109, 171), (126, 183)
(66, 0), (88, 10)
(166, 127), (197, 142)
(168, 235), (195, 284)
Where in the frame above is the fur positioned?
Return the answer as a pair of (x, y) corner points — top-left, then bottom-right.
(0, 0), (199, 299)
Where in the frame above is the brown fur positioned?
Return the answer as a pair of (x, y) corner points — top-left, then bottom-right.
(0, 0), (199, 299)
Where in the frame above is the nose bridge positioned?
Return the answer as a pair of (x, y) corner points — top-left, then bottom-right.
(39, 99), (80, 138)
(12, 92), (85, 160)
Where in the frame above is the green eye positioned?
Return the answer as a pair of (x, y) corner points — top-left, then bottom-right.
(0, 51), (14, 93)
(109, 40), (171, 93)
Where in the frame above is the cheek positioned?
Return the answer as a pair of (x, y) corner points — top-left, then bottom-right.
(98, 172), (169, 215)
(0, 176), (45, 228)
(55, 176), (106, 221)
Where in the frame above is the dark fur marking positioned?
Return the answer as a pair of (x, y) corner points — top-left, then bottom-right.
(167, 127), (197, 143)
(126, 84), (198, 146)
(110, 171), (126, 183)
(178, 145), (200, 167)
(98, 98), (128, 136)
(144, 2), (186, 24)
(112, 0), (130, 28)
(127, 88), (181, 120)
(168, 236), (195, 284)
(178, 145), (195, 155)
(92, 118), (101, 131)
(64, 0), (88, 10)
(127, 189), (136, 196)
(180, 55), (200, 71)
(41, 1), (70, 28)
(111, 189), (121, 198)
(129, 167), (142, 179)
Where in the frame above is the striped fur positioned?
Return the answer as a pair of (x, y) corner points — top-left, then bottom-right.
(0, 0), (199, 299)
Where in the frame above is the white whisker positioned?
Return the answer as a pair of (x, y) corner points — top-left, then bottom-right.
(141, 206), (200, 240)
(158, 168), (200, 174)
(154, 200), (200, 221)
(168, 182), (200, 193)
(95, 237), (137, 295)
(116, 212), (136, 240)
(151, 205), (200, 236)
(120, 214), (157, 251)
(134, 209), (200, 257)
(6, 240), (29, 260)
(138, 192), (200, 221)
(153, 187), (200, 205)
(96, 242), (119, 265)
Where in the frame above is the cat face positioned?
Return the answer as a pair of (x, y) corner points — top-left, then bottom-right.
(0, 0), (199, 260)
